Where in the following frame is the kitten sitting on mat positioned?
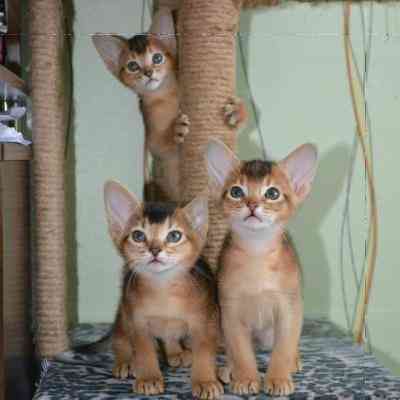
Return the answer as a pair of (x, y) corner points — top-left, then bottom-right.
(93, 8), (245, 201)
(103, 180), (223, 399)
(205, 139), (318, 396)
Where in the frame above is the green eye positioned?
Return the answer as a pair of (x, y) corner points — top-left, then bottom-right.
(131, 230), (146, 242)
(126, 60), (140, 72)
(152, 53), (164, 64)
(265, 187), (280, 201)
(230, 186), (245, 199)
(166, 230), (182, 243)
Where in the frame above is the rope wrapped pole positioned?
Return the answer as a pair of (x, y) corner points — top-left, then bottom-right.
(29, 0), (69, 357)
(179, 0), (242, 270)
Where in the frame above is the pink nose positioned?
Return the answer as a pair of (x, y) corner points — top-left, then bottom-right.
(150, 247), (161, 256)
(247, 202), (258, 212)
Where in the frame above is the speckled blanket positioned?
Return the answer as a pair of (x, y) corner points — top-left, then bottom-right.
(33, 319), (400, 400)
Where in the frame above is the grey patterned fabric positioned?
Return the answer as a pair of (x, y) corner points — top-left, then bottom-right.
(33, 319), (400, 399)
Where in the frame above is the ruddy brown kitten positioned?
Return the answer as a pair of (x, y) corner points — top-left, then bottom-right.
(93, 9), (246, 202)
(104, 180), (223, 399)
(205, 139), (318, 396)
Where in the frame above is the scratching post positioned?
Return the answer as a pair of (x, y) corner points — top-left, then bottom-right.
(179, 0), (242, 270)
(30, 0), (68, 357)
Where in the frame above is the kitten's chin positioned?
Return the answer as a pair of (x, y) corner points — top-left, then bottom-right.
(144, 79), (162, 91)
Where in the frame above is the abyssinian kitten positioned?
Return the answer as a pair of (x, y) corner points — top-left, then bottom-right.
(205, 139), (318, 396)
(93, 8), (246, 201)
(104, 180), (223, 399)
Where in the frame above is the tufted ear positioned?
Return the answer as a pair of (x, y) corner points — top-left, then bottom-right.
(149, 7), (177, 56)
(183, 195), (208, 244)
(104, 180), (141, 245)
(205, 138), (240, 190)
(92, 34), (127, 78)
(279, 143), (318, 203)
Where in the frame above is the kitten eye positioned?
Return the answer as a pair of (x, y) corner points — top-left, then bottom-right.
(166, 230), (182, 243)
(152, 53), (164, 64)
(131, 230), (146, 242)
(126, 60), (140, 72)
(230, 186), (245, 199)
(265, 187), (280, 201)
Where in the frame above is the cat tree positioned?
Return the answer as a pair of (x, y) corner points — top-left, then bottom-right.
(29, 0), (378, 361)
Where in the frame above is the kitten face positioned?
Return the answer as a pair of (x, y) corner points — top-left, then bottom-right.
(205, 139), (318, 233)
(119, 36), (176, 94)
(104, 181), (208, 279)
(221, 161), (296, 231)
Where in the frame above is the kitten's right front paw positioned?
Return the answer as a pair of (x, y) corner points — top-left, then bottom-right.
(230, 377), (260, 395)
(167, 349), (192, 368)
(134, 375), (164, 395)
(112, 361), (135, 379)
(192, 380), (224, 399)
(174, 111), (190, 144)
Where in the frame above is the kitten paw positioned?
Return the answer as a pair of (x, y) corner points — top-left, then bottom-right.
(134, 376), (164, 395)
(217, 366), (231, 384)
(192, 380), (224, 399)
(174, 111), (190, 144)
(112, 361), (135, 379)
(230, 377), (260, 395)
(264, 376), (295, 396)
(167, 349), (192, 368)
(223, 97), (247, 129)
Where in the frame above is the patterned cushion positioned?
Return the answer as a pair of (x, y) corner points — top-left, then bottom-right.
(33, 319), (400, 399)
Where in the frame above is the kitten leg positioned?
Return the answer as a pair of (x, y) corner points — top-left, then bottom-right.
(174, 111), (190, 144)
(223, 97), (248, 129)
(112, 314), (135, 379)
(189, 318), (223, 399)
(164, 338), (192, 368)
(133, 330), (164, 395)
(264, 297), (302, 396)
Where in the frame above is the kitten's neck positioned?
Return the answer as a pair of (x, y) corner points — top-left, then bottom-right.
(230, 223), (284, 254)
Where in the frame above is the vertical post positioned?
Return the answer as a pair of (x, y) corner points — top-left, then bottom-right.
(179, 0), (242, 269)
(29, 0), (68, 357)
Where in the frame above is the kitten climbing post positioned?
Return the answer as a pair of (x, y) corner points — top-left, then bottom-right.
(178, 0), (242, 270)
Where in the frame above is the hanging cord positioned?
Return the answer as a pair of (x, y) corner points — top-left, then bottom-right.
(237, 32), (268, 160)
(343, 1), (378, 346)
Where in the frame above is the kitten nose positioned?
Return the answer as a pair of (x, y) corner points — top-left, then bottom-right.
(150, 247), (161, 256)
(247, 201), (258, 212)
(144, 69), (153, 78)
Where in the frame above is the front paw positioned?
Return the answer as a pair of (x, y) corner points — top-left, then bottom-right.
(167, 349), (192, 368)
(264, 375), (294, 396)
(134, 375), (164, 395)
(223, 97), (247, 129)
(192, 380), (223, 399)
(112, 360), (135, 379)
(174, 111), (190, 144)
(230, 376), (260, 395)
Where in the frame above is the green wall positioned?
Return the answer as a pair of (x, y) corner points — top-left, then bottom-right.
(72, 1), (400, 375)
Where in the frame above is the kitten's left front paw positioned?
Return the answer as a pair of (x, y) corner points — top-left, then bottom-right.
(174, 111), (190, 144)
(134, 375), (164, 395)
(192, 380), (224, 399)
(264, 375), (295, 396)
(223, 97), (247, 129)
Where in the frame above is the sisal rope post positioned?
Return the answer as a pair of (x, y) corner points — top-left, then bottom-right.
(30, 0), (69, 357)
(179, 0), (242, 270)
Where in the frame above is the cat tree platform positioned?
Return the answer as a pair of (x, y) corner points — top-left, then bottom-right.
(33, 318), (400, 400)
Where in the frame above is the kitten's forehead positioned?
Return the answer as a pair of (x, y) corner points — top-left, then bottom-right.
(142, 202), (176, 225)
(240, 160), (274, 180)
(127, 34), (149, 54)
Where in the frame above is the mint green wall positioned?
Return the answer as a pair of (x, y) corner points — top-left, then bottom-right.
(72, 1), (400, 375)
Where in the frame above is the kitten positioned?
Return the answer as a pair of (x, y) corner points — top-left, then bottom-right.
(92, 8), (247, 202)
(205, 139), (318, 396)
(104, 180), (223, 399)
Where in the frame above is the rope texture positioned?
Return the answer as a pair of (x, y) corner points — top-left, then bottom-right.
(179, 0), (241, 270)
(30, 0), (69, 357)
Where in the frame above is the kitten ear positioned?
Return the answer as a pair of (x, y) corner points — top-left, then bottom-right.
(279, 143), (318, 202)
(92, 34), (127, 78)
(183, 195), (209, 242)
(149, 7), (177, 56)
(104, 180), (141, 245)
(205, 138), (240, 190)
